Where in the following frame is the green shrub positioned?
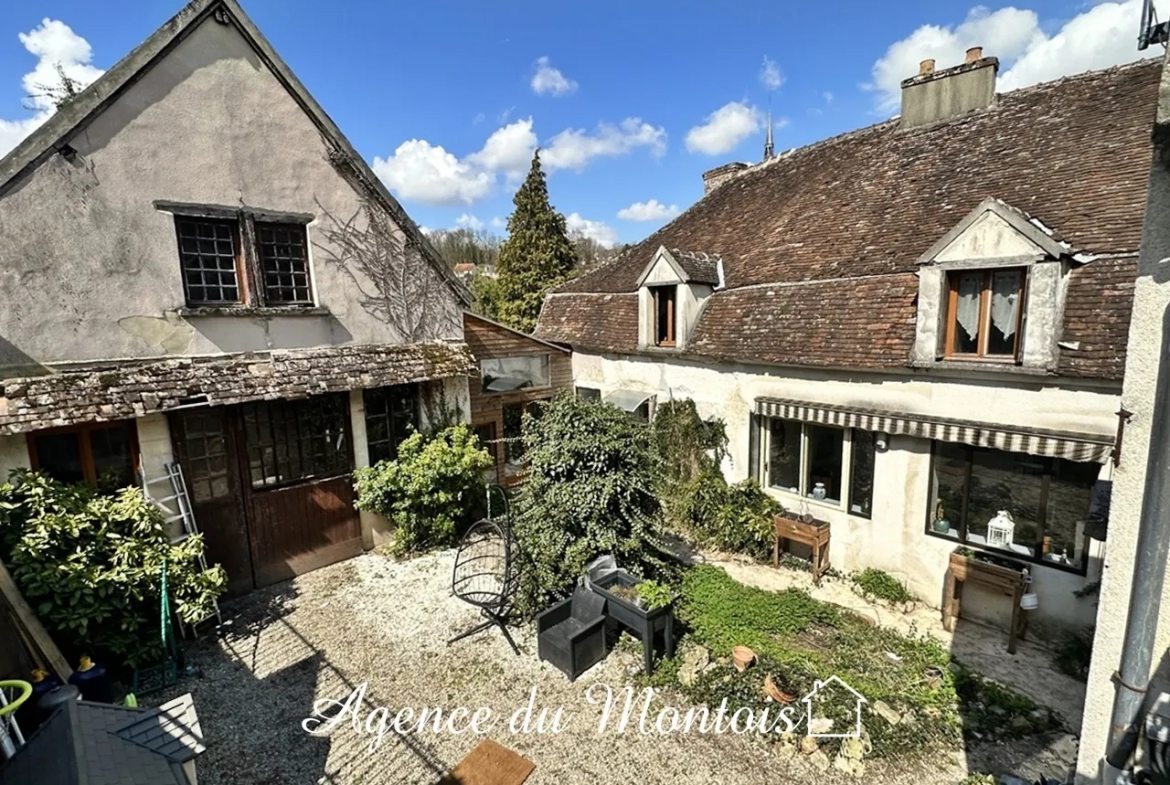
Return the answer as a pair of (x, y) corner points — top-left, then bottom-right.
(650, 399), (727, 490)
(0, 471), (226, 667)
(852, 568), (915, 604)
(676, 469), (781, 557)
(354, 424), (493, 555)
(636, 579), (673, 610)
(512, 393), (662, 616)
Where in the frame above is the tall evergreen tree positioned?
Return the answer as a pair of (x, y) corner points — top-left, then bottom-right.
(494, 150), (578, 332)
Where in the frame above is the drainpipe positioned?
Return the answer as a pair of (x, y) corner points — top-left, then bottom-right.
(1104, 303), (1170, 781)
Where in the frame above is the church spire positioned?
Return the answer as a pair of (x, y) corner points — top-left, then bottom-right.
(763, 105), (775, 161)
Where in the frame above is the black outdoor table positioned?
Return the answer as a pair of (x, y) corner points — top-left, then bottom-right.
(588, 571), (675, 675)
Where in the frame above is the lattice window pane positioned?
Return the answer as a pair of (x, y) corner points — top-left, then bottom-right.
(257, 222), (312, 304)
(176, 218), (241, 305)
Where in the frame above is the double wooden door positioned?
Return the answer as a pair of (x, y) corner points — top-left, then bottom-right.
(169, 394), (362, 595)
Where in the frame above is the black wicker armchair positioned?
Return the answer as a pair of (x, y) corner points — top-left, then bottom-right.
(537, 587), (608, 681)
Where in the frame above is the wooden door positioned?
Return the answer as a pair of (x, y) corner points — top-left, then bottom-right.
(170, 408), (255, 596)
(236, 395), (362, 588)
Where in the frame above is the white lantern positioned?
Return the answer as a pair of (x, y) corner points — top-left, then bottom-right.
(986, 510), (1016, 548)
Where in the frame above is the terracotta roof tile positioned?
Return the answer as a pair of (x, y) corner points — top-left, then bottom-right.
(542, 59), (1160, 380)
(535, 294), (638, 354)
(670, 249), (721, 285)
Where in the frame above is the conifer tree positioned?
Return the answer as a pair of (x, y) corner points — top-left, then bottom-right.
(494, 150), (578, 332)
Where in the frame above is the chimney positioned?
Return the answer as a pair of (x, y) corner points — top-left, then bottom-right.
(900, 47), (998, 130)
(702, 162), (750, 194)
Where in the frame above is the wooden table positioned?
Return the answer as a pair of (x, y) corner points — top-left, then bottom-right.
(773, 515), (831, 584)
(943, 551), (1029, 654)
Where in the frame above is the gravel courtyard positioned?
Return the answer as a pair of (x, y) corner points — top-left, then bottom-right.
(158, 551), (1067, 785)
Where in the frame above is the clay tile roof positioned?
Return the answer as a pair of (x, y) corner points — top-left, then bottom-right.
(540, 59), (1161, 380)
(669, 249), (721, 285)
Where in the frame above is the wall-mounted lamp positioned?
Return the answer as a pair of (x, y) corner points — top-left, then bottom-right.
(874, 433), (890, 452)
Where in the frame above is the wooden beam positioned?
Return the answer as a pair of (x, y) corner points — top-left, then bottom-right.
(0, 557), (72, 681)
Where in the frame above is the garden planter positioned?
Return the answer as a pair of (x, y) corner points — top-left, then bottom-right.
(732, 646), (755, 672)
(764, 673), (795, 703)
(590, 570), (675, 675)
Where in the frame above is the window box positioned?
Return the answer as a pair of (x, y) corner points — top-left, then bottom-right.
(588, 570), (675, 675)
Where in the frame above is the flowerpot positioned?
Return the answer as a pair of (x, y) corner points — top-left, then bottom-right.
(764, 673), (795, 703)
(932, 518), (951, 534)
(732, 645), (756, 672)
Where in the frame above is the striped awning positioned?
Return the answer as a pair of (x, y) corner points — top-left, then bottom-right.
(754, 398), (1114, 463)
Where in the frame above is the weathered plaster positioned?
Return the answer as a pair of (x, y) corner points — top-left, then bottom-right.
(1076, 52), (1170, 784)
(0, 14), (461, 374)
(574, 350), (1113, 633)
(913, 202), (1067, 371)
(0, 434), (29, 479)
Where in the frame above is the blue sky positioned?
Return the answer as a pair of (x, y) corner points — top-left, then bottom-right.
(0, 0), (1159, 245)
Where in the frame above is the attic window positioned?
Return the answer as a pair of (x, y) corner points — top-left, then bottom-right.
(652, 285), (676, 347)
(945, 268), (1024, 359)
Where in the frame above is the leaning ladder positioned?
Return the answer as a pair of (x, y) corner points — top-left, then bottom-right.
(139, 461), (222, 632)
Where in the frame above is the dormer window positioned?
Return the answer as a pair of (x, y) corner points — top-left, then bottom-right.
(636, 246), (722, 351)
(945, 268), (1024, 358)
(652, 285), (677, 347)
(912, 198), (1074, 373)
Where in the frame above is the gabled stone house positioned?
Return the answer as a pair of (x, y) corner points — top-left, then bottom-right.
(537, 51), (1161, 634)
(0, 0), (473, 594)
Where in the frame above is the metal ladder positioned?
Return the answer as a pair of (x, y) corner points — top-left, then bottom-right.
(139, 461), (222, 631)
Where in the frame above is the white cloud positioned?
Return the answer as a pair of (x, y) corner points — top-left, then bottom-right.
(760, 56), (784, 91)
(566, 212), (619, 246)
(685, 101), (762, 155)
(866, 1), (1147, 114)
(823, 91), (834, 104)
(542, 118), (667, 172)
(466, 117), (537, 180)
(531, 56), (578, 97)
(617, 199), (680, 222)
(376, 116), (666, 206)
(490, 216), (506, 229)
(372, 139), (493, 206)
(0, 18), (104, 156)
(455, 213), (484, 230)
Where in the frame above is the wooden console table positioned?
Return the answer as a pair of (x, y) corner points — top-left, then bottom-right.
(773, 515), (831, 584)
(943, 551), (1029, 654)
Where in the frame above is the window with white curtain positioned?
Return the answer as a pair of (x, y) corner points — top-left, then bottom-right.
(945, 268), (1024, 359)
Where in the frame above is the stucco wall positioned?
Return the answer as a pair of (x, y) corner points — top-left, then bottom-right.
(1076, 57), (1170, 782)
(0, 15), (461, 376)
(573, 350), (1112, 633)
(0, 434), (29, 479)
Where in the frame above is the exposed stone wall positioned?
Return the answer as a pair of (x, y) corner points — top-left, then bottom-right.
(0, 342), (475, 436)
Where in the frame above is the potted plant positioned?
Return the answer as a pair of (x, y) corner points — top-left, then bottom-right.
(588, 569), (676, 674)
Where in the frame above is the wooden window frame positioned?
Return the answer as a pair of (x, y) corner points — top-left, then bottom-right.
(944, 268), (1026, 360)
(175, 216), (248, 306)
(255, 221), (315, 305)
(26, 420), (141, 486)
(652, 285), (677, 347)
(923, 442), (1092, 575)
(171, 207), (315, 310)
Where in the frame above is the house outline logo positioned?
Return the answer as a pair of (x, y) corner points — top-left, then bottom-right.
(801, 675), (868, 738)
